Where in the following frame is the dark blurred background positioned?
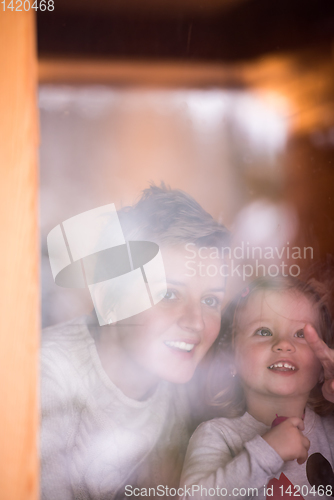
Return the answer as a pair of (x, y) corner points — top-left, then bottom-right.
(38, 0), (334, 61)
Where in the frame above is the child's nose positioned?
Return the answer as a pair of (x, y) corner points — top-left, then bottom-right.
(272, 337), (296, 352)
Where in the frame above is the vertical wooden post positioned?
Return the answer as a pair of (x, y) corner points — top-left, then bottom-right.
(0, 10), (39, 500)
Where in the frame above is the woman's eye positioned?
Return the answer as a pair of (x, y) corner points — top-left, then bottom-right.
(201, 296), (219, 308)
(255, 327), (272, 337)
(295, 329), (305, 338)
(163, 290), (177, 301)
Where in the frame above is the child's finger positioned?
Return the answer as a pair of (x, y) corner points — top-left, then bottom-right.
(297, 449), (308, 465)
(304, 324), (334, 370)
(288, 417), (305, 431)
(322, 379), (334, 403)
(296, 435), (310, 464)
(301, 436), (310, 451)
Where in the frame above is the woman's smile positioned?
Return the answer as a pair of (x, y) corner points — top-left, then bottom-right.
(164, 340), (197, 353)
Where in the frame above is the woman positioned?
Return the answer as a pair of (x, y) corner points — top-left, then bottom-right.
(41, 184), (230, 499)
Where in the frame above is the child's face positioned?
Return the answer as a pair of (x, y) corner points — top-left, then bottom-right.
(234, 289), (323, 402)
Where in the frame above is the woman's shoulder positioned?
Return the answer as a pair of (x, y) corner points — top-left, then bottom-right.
(41, 316), (97, 390)
(42, 315), (94, 361)
(42, 315), (92, 346)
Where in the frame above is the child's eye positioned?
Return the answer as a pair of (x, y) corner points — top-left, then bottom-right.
(295, 329), (305, 338)
(255, 327), (273, 336)
(201, 296), (219, 308)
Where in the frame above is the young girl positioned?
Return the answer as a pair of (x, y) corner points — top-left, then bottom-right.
(180, 276), (334, 500)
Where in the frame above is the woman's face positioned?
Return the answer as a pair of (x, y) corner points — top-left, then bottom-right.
(114, 246), (226, 384)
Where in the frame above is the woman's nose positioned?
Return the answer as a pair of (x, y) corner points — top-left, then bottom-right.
(178, 302), (205, 333)
(272, 337), (295, 352)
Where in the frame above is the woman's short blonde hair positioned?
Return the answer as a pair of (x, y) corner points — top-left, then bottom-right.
(117, 183), (230, 248)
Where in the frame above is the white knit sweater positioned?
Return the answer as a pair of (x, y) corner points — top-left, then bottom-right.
(40, 317), (190, 500)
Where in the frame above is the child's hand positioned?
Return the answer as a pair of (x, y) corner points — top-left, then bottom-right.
(304, 324), (334, 403)
(262, 417), (310, 464)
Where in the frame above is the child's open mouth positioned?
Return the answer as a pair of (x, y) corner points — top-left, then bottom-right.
(268, 362), (297, 372)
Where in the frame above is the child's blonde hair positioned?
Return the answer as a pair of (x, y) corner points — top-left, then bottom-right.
(208, 275), (334, 418)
